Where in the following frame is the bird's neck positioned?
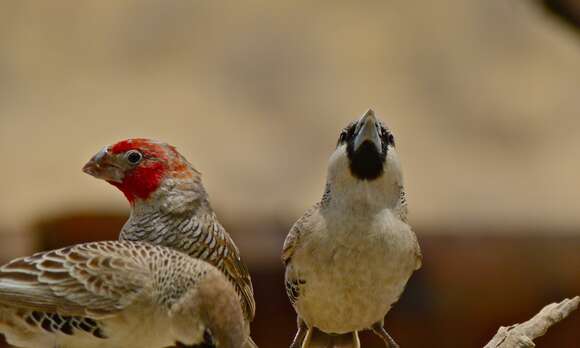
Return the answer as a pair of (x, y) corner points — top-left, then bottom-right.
(323, 174), (405, 216)
(119, 179), (217, 256)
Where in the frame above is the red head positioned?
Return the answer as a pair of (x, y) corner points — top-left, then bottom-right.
(83, 139), (197, 204)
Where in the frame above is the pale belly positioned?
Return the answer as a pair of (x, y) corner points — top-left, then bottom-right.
(288, 221), (418, 334)
(0, 305), (177, 348)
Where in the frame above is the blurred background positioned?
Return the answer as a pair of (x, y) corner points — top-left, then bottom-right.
(1, 1), (579, 347)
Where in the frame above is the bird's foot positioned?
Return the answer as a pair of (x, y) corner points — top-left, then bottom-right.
(371, 322), (399, 348)
(289, 317), (308, 348)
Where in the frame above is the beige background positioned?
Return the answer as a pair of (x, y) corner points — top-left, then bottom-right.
(1, 2), (580, 347)
(0, 1), (579, 259)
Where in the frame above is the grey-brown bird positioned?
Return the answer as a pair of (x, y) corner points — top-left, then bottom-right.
(0, 241), (247, 348)
(82, 138), (257, 347)
(282, 110), (422, 348)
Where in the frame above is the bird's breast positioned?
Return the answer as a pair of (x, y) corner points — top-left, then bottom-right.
(288, 211), (418, 333)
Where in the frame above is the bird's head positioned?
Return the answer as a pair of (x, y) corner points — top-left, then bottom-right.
(326, 109), (404, 208)
(83, 138), (205, 211)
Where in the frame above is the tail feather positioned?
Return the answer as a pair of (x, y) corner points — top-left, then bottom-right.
(303, 328), (359, 348)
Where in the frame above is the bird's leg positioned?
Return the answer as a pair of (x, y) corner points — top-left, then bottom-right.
(334, 331), (361, 348)
(289, 316), (308, 348)
(371, 321), (399, 348)
(353, 331), (361, 348)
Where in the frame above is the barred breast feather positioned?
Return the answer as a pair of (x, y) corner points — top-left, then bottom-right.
(120, 208), (256, 322)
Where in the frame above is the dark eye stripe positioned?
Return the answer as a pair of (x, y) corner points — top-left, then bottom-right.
(336, 120), (395, 148)
(336, 121), (358, 147)
(337, 131), (347, 146)
(384, 132), (395, 147)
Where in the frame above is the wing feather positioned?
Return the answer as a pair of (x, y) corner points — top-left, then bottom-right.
(173, 218), (256, 321)
(0, 241), (150, 318)
(220, 229), (256, 321)
(282, 203), (320, 266)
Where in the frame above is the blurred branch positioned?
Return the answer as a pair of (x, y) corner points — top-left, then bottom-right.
(484, 296), (579, 348)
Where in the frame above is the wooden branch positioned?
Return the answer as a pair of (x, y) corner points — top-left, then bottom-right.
(484, 296), (579, 348)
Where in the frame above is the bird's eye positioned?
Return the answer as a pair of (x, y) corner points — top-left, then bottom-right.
(337, 131), (347, 146)
(126, 150), (143, 165)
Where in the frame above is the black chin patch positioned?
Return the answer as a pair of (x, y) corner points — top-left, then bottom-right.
(346, 141), (387, 181)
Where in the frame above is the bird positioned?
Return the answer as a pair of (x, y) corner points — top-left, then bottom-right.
(0, 240), (248, 348)
(82, 138), (257, 347)
(282, 109), (422, 348)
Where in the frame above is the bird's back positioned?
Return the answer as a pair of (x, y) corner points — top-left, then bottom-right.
(0, 241), (246, 348)
(120, 208), (256, 323)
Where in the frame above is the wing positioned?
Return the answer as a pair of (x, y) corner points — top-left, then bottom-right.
(282, 204), (321, 308)
(282, 203), (320, 266)
(122, 210), (257, 322)
(216, 226), (256, 322)
(410, 228), (423, 270)
(0, 241), (150, 318)
(177, 218), (256, 322)
(281, 227), (298, 266)
(398, 186), (409, 223)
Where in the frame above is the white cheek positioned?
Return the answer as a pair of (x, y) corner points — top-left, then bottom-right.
(384, 147), (402, 178)
(327, 145), (349, 172)
(327, 146), (364, 194)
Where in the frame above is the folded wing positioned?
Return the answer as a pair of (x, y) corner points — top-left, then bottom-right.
(0, 241), (151, 318)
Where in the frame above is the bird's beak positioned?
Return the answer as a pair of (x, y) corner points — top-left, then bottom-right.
(82, 146), (125, 183)
(353, 109), (382, 153)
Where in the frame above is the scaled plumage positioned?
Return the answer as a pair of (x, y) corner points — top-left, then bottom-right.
(83, 139), (257, 347)
(83, 139), (255, 317)
(0, 241), (247, 348)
